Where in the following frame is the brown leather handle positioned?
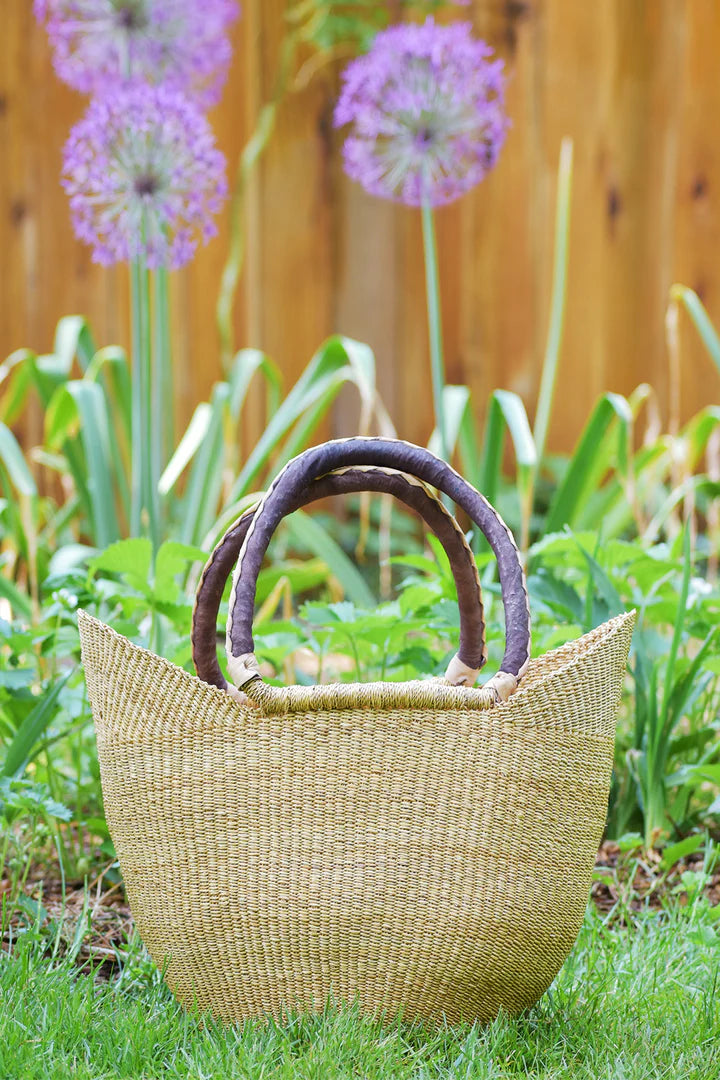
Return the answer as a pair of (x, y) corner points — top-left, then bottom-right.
(226, 439), (531, 701)
(193, 465), (487, 692)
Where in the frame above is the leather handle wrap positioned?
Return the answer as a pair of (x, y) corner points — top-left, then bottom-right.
(193, 465), (486, 693)
(227, 439), (531, 699)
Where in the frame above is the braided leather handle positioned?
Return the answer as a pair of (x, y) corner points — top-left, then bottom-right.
(193, 465), (487, 694)
(227, 439), (531, 703)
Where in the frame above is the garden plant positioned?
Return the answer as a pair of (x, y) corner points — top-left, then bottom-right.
(1, 2), (720, 1078)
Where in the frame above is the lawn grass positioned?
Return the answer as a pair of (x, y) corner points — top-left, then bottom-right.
(1, 902), (719, 1080)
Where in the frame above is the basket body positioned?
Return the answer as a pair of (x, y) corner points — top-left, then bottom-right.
(79, 610), (633, 1025)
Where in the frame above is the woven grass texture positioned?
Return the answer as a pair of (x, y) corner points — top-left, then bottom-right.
(79, 609), (634, 1025)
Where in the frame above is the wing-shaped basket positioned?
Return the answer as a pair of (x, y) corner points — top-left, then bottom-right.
(79, 439), (635, 1026)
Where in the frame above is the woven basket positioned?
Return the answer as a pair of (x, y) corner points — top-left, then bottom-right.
(79, 439), (635, 1026)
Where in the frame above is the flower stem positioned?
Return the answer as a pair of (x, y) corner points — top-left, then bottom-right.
(421, 200), (448, 463)
(130, 260), (144, 537)
(152, 267), (171, 520)
(130, 257), (159, 548)
(532, 137), (573, 471)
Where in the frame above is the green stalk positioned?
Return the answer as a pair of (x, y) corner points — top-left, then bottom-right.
(644, 764), (668, 847)
(670, 284), (720, 378)
(532, 137), (574, 471)
(421, 199), (448, 463)
(152, 267), (171, 523)
(130, 258), (158, 547)
(139, 262), (157, 546)
(130, 260), (144, 537)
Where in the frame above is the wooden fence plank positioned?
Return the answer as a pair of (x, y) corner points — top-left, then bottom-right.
(672, 0), (720, 422)
(2, 0), (719, 462)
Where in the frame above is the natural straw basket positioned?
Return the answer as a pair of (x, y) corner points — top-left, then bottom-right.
(79, 439), (635, 1026)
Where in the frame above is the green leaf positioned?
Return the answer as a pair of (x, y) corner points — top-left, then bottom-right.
(680, 405), (720, 470)
(53, 315), (96, 374)
(452, 392), (484, 491)
(0, 572), (32, 618)
(670, 284), (720, 377)
(1, 345), (79, 426)
(389, 553), (441, 575)
(67, 382), (121, 545)
(663, 630), (717, 738)
(2, 673), (72, 777)
(659, 525), (692, 742)
(669, 726), (719, 758)
(153, 541), (207, 602)
(574, 537), (624, 615)
(47, 543), (98, 577)
(86, 346), (132, 431)
(46, 381), (121, 546)
(284, 510), (376, 608)
(0, 670), (36, 689)
(45, 385), (80, 449)
(85, 347), (132, 522)
(159, 403), (213, 496)
(228, 337), (375, 500)
(256, 558), (329, 604)
(617, 832), (643, 853)
(0, 422), (37, 497)
(688, 925), (718, 947)
(228, 348), (283, 421)
(327, 601), (357, 624)
(427, 384), (479, 484)
(480, 389), (537, 508)
(398, 584), (439, 616)
(660, 833), (705, 870)
(528, 569), (583, 622)
(0, 350), (37, 424)
(687, 764), (720, 786)
(279, 337), (387, 478)
(278, 378), (349, 467)
(593, 440), (670, 540)
(180, 383), (228, 545)
(643, 479), (720, 544)
(89, 538), (152, 592)
(545, 392), (633, 534)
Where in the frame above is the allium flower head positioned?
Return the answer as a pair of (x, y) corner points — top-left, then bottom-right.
(35, 0), (240, 107)
(334, 18), (508, 207)
(62, 82), (228, 269)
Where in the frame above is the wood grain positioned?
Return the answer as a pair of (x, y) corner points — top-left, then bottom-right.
(2, 0), (719, 460)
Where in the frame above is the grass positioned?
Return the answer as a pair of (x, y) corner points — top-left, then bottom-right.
(1, 903), (719, 1080)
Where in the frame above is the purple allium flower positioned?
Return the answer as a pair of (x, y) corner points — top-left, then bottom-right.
(62, 82), (228, 269)
(334, 18), (508, 207)
(35, 0), (240, 107)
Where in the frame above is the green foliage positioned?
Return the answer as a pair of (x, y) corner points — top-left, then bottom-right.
(1, 292), (719, 873)
(0, 323), (391, 583)
(2, 672), (73, 779)
(290, 1), (457, 54)
(441, 382), (720, 558)
(2, 443), (719, 866)
(528, 530), (720, 844)
(0, 775), (72, 905)
(1, 903), (719, 1078)
(671, 284), (720, 378)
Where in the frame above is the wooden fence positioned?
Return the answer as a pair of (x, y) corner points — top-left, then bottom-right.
(2, 0), (720, 454)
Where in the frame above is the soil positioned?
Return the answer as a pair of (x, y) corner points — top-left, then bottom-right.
(1, 865), (133, 978)
(592, 840), (720, 919)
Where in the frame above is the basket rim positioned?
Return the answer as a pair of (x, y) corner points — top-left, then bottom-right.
(78, 607), (635, 721)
